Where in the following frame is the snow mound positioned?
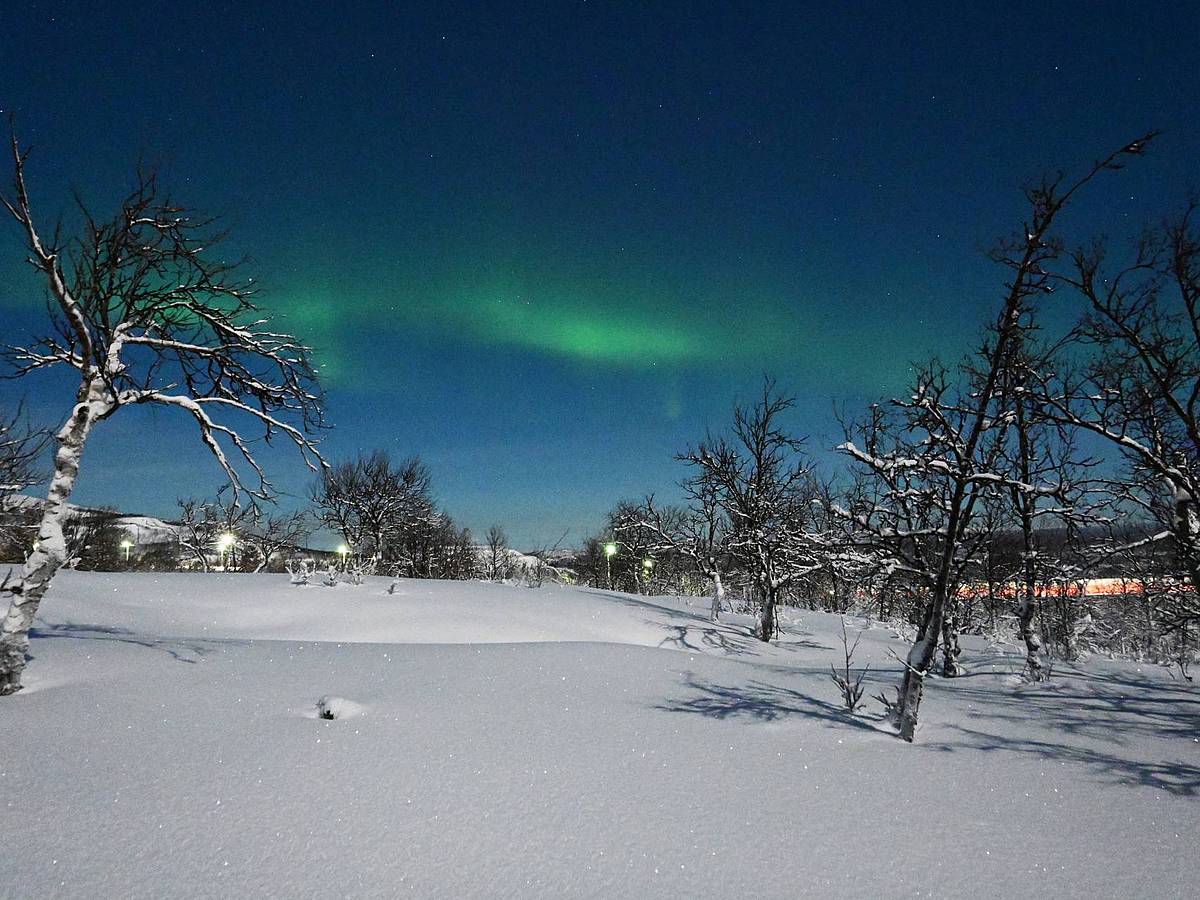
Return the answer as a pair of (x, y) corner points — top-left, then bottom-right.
(35, 570), (798, 661)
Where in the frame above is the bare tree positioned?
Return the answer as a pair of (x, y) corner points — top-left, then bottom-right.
(311, 451), (432, 562)
(681, 380), (825, 641)
(829, 618), (870, 713)
(243, 506), (311, 573)
(1036, 201), (1200, 636)
(838, 135), (1153, 740)
(607, 500), (658, 594)
(0, 403), (44, 498)
(484, 524), (512, 581)
(989, 356), (1098, 680)
(0, 136), (325, 695)
(838, 373), (1009, 685)
(64, 507), (126, 571)
(179, 490), (311, 573)
(521, 529), (569, 588)
(176, 496), (228, 572)
(0, 402), (46, 554)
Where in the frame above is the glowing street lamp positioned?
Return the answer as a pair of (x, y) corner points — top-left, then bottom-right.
(337, 543), (350, 568)
(217, 533), (235, 570)
(120, 539), (133, 562)
(604, 541), (617, 589)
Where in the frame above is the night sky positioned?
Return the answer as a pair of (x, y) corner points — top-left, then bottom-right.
(1, 2), (1197, 546)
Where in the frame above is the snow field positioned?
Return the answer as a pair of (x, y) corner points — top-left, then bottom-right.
(1, 571), (1196, 898)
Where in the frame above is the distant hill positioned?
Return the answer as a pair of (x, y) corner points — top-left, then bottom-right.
(3, 493), (181, 546)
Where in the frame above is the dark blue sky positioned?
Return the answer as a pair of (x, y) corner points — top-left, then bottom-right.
(2, 2), (1197, 546)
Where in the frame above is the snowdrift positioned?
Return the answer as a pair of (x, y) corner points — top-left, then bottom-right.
(2, 572), (1196, 899)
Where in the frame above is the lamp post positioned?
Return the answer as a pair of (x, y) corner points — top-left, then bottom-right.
(604, 541), (617, 589)
(217, 533), (235, 570)
(119, 539), (133, 563)
(337, 543), (350, 569)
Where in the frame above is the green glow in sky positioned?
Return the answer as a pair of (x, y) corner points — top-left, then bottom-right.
(267, 264), (936, 398)
(451, 295), (711, 365)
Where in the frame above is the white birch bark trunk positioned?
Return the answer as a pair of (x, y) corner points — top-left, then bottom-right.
(0, 382), (109, 694)
(710, 570), (724, 623)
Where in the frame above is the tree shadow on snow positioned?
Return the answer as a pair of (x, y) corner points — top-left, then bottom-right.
(939, 671), (1200, 745)
(582, 589), (832, 657)
(30, 621), (214, 664)
(924, 669), (1200, 796)
(926, 722), (1200, 796)
(655, 622), (757, 655)
(772, 636), (836, 653)
(582, 588), (730, 626)
(656, 674), (881, 734)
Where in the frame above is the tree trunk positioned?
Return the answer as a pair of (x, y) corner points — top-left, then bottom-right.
(940, 597), (963, 677)
(757, 583), (777, 642)
(897, 587), (947, 741)
(1016, 586), (1043, 679)
(1016, 560), (1043, 679)
(0, 392), (104, 695)
(1013, 391), (1044, 680)
(710, 570), (724, 623)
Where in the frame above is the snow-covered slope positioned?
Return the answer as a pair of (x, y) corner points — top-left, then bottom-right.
(41, 571), (786, 650)
(4, 493), (181, 545)
(2, 572), (1196, 899)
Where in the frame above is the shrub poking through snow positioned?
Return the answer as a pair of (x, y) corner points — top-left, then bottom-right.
(830, 617), (870, 713)
(875, 685), (901, 723)
(315, 695), (365, 720)
(287, 558), (315, 585)
(323, 564), (339, 587)
(346, 558), (375, 585)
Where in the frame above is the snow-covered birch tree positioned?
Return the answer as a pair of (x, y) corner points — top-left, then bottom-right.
(0, 137), (325, 694)
(988, 348), (1098, 679)
(681, 380), (826, 641)
(1036, 201), (1200, 637)
(837, 135), (1154, 740)
(607, 499), (660, 594)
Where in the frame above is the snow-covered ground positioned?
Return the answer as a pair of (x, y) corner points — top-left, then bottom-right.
(3, 572), (1197, 898)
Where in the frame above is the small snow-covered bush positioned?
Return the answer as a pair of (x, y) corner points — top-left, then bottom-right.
(346, 558), (376, 585)
(287, 558), (315, 585)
